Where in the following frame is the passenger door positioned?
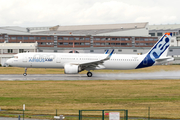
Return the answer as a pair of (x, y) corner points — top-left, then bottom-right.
(56, 56), (61, 63)
(23, 55), (27, 62)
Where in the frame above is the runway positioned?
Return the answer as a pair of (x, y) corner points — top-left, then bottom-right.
(0, 71), (180, 80)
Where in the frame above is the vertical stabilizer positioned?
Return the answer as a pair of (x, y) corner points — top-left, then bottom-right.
(136, 33), (172, 69)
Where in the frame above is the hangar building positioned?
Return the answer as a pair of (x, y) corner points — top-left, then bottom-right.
(0, 22), (158, 54)
(0, 22), (180, 65)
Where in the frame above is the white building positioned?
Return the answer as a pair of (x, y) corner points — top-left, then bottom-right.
(149, 24), (180, 47)
(149, 24), (180, 38)
(0, 42), (37, 66)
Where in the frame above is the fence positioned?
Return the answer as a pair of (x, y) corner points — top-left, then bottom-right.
(1, 107), (180, 120)
(79, 109), (128, 120)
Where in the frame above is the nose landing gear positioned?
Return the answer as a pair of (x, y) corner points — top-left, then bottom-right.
(23, 68), (27, 76)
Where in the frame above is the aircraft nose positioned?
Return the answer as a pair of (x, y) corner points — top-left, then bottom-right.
(5, 59), (12, 66)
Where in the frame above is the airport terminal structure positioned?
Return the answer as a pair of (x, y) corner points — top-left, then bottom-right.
(0, 22), (180, 66)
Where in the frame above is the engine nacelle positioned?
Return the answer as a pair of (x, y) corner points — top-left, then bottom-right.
(64, 64), (81, 74)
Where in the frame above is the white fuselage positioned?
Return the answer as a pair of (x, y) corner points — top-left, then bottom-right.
(7, 52), (146, 70)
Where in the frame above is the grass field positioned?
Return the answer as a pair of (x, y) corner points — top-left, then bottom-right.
(1, 80), (180, 119)
(0, 65), (180, 119)
(0, 65), (180, 74)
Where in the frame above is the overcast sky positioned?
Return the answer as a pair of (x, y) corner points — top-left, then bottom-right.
(0, 0), (179, 27)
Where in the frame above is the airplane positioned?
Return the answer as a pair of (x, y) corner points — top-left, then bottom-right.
(6, 33), (174, 77)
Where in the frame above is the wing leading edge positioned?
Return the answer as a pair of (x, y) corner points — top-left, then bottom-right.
(72, 49), (114, 69)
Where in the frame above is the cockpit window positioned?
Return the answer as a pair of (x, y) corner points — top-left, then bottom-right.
(12, 56), (18, 59)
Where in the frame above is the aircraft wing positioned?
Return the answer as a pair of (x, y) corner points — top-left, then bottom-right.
(72, 49), (114, 69)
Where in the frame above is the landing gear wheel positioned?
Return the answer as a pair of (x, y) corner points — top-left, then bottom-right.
(23, 73), (27, 76)
(87, 72), (93, 77)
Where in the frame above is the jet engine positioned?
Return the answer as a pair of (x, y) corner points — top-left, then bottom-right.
(64, 64), (82, 74)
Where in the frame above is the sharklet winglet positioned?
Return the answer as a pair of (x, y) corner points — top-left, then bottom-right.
(105, 50), (109, 54)
(105, 49), (114, 60)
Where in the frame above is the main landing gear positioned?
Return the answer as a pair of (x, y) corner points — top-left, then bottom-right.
(87, 72), (93, 77)
(23, 68), (27, 76)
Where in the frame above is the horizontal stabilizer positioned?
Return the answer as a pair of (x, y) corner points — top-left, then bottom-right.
(155, 57), (174, 64)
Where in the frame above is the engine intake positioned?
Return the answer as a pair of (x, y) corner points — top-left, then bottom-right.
(64, 64), (81, 74)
